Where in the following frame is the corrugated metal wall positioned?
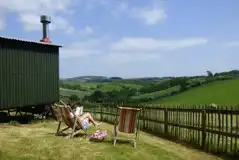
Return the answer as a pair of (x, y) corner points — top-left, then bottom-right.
(0, 38), (59, 110)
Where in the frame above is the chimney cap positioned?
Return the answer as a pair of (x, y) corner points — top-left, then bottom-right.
(40, 15), (51, 23)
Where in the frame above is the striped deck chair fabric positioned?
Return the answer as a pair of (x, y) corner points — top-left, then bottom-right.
(59, 106), (81, 130)
(118, 107), (138, 133)
(52, 105), (62, 122)
(114, 106), (141, 148)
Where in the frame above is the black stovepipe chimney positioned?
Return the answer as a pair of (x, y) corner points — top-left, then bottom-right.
(40, 15), (51, 43)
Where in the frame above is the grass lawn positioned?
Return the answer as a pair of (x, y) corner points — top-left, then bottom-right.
(0, 120), (223, 160)
(150, 79), (239, 105)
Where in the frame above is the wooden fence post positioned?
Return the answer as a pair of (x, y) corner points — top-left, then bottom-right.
(142, 106), (146, 129)
(164, 108), (168, 135)
(100, 105), (103, 122)
(201, 109), (207, 149)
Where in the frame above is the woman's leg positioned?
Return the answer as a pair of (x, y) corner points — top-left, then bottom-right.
(80, 112), (100, 126)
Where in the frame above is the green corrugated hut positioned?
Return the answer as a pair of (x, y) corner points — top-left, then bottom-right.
(0, 15), (61, 111)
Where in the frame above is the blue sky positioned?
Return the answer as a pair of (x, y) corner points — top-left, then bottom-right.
(0, 0), (239, 78)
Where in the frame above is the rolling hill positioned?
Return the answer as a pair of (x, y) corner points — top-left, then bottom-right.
(150, 79), (239, 105)
(59, 88), (90, 98)
(132, 85), (181, 100)
(61, 76), (109, 82)
(61, 76), (172, 83)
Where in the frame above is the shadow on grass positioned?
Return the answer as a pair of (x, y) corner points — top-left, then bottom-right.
(0, 111), (51, 124)
(46, 130), (132, 146)
(46, 132), (88, 139)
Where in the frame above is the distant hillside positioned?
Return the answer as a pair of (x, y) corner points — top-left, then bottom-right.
(132, 85), (181, 101)
(61, 76), (115, 82)
(60, 70), (239, 105)
(150, 79), (239, 105)
(61, 76), (172, 84)
(116, 77), (173, 85)
(60, 88), (90, 98)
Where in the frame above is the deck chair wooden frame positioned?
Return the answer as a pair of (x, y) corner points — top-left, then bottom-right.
(53, 101), (88, 138)
(113, 106), (141, 148)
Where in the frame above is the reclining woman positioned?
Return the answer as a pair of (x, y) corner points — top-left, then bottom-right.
(68, 104), (101, 130)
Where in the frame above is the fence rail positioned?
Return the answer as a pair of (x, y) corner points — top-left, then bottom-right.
(83, 104), (239, 157)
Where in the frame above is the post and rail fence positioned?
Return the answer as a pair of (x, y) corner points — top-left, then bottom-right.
(83, 103), (239, 157)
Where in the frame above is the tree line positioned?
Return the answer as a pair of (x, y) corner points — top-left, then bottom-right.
(62, 70), (239, 104)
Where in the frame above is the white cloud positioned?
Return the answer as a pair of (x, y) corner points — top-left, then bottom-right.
(80, 0), (166, 25)
(0, 0), (77, 34)
(50, 16), (75, 34)
(60, 38), (105, 58)
(78, 26), (94, 36)
(17, 13), (75, 34)
(106, 53), (132, 64)
(226, 41), (239, 47)
(83, 0), (128, 11)
(0, 0), (167, 34)
(59, 35), (212, 78)
(18, 13), (41, 31)
(110, 37), (208, 53)
(0, 0), (73, 14)
(60, 36), (208, 65)
(60, 48), (100, 59)
(106, 52), (159, 64)
(130, 7), (167, 25)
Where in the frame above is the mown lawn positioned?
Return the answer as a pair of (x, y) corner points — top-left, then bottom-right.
(0, 121), (222, 160)
(150, 79), (239, 105)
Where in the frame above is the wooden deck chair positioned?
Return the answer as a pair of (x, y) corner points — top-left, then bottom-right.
(53, 102), (88, 138)
(113, 106), (141, 148)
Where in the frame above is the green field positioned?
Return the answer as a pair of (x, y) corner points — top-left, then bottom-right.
(60, 88), (89, 98)
(62, 82), (142, 92)
(60, 71), (239, 105)
(132, 85), (181, 100)
(59, 82), (142, 98)
(151, 79), (239, 105)
(63, 82), (98, 92)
